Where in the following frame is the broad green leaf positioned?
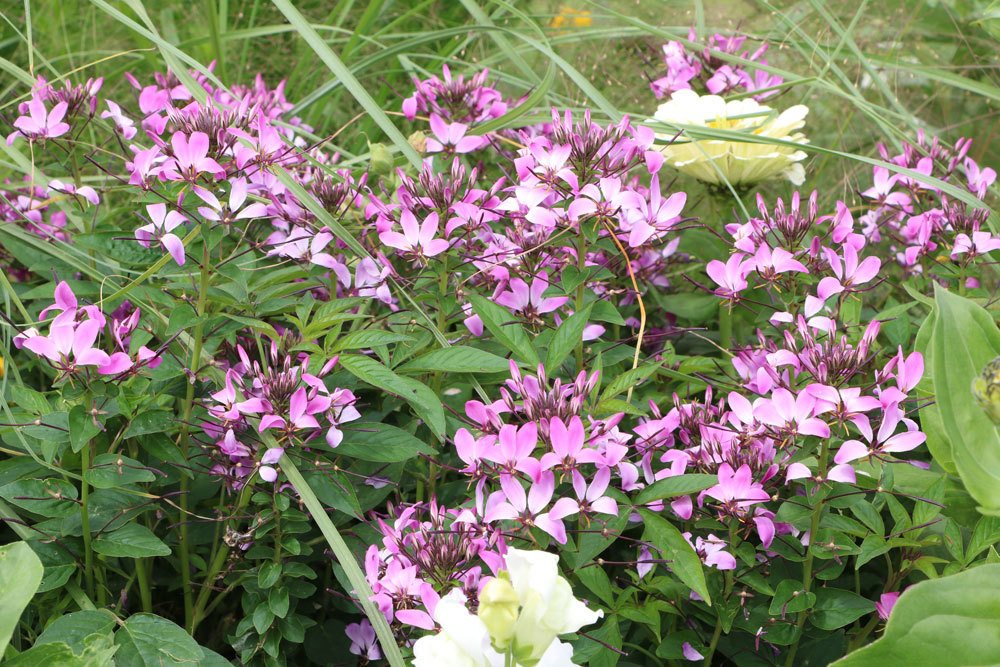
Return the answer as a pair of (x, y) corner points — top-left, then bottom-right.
(114, 613), (205, 666)
(338, 354), (446, 441)
(336, 422), (436, 462)
(122, 411), (176, 439)
(84, 454), (157, 489)
(639, 509), (711, 606)
(810, 588), (876, 630)
(930, 286), (1000, 514)
(545, 304), (593, 371)
(0, 542), (44, 656)
(397, 345), (511, 374)
(832, 564), (1000, 666)
(914, 308), (955, 472)
(468, 294), (540, 366)
(69, 405), (102, 454)
(35, 610), (117, 653)
(93, 523), (171, 558)
(635, 474), (717, 505)
(333, 330), (413, 351)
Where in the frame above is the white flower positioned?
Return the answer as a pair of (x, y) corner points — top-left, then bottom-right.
(650, 89), (809, 186)
(499, 548), (604, 664)
(412, 548), (603, 667)
(412, 591), (503, 667)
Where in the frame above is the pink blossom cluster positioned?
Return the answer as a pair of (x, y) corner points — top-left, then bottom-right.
(14, 281), (162, 380)
(6, 75), (103, 145)
(856, 131), (999, 281)
(364, 500), (506, 635)
(202, 340), (360, 488)
(650, 29), (784, 100)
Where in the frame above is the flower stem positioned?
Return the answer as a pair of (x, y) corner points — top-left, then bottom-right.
(178, 225), (212, 630)
(80, 440), (94, 600)
(784, 439), (830, 666)
(719, 302), (733, 352)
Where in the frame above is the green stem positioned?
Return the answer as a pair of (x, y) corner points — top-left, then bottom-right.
(135, 558), (153, 613)
(179, 225), (212, 631)
(784, 439), (831, 667)
(703, 618), (724, 666)
(574, 225), (588, 370)
(80, 441), (94, 600)
(281, 454), (405, 667)
(719, 302), (733, 352)
(189, 477), (254, 633)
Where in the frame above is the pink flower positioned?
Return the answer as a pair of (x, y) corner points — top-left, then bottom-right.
(7, 97), (70, 144)
(379, 210), (450, 259)
(684, 532), (736, 570)
(195, 177), (270, 224)
(702, 463), (770, 510)
(622, 174), (686, 247)
(100, 100), (137, 140)
(951, 231), (1000, 259)
(834, 412), (926, 465)
(483, 472), (578, 543)
(426, 115), (487, 154)
(494, 272), (568, 318)
(259, 387), (325, 432)
(876, 592), (900, 620)
(571, 468), (619, 517)
(136, 203), (187, 266)
(346, 620), (381, 661)
(754, 388), (830, 438)
(753, 244), (808, 281)
(161, 131), (223, 182)
(539, 416), (603, 472)
(706, 254), (751, 300)
(816, 244), (881, 300)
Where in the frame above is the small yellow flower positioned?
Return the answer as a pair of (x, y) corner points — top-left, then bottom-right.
(0, 355), (4, 378)
(650, 89), (809, 186)
(550, 5), (592, 30)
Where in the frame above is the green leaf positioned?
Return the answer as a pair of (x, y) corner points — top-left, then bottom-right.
(84, 454), (156, 489)
(468, 294), (540, 366)
(639, 509), (711, 606)
(336, 422), (436, 462)
(600, 362), (663, 401)
(810, 588), (876, 630)
(0, 542), (44, 656)
(122, 411), (175, 439)
(258, 562), (282, 589)
(545, 304), (593, 371)
(93, 523), (171, 558)
(338, 355), (446, 442)
(114, 613), (205, 665)
(930, 286), (1000, 514)
(35, 610), (117, 653)
(333, 330), (413, 351)
(635, 474), (717, 505)
(769, 579), (816, 615)
(397, 345), (511, 374)
(914, 308), (955, 472)
(69, 405), (101, 454)
(832, 565), (1000, 666)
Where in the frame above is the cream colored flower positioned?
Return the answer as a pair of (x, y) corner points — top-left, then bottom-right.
(650, 89), (809, 186)
(499, 548), (603, 664)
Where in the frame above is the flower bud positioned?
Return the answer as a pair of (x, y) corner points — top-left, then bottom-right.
(408, 130), (427, 153)
(477, 573), (519, 648)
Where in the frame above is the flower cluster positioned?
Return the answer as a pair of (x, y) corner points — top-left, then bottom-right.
(650, 30), (784, 101)
(202, 339), (360, 488)
(14, 281), (161, 380)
